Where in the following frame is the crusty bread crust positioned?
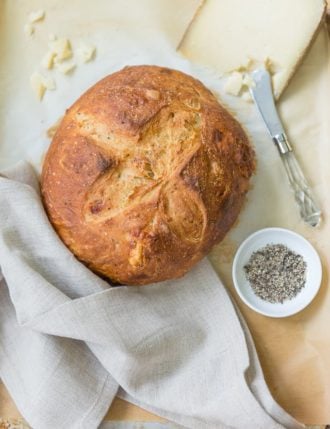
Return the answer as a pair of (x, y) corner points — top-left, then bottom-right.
(41, 65), (255, 285)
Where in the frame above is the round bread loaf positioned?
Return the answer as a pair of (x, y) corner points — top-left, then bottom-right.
(41, 65), (255, 285)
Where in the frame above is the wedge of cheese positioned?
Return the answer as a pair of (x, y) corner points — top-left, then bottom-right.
(179, 0), (326, 98)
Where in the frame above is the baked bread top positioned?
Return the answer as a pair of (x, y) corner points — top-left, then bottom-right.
(41, 65), (255, 285)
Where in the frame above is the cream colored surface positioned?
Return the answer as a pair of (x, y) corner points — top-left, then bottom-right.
(180, 0), (326, 98)
(0, 0), (329, 425)
(0, 0), (201, 169)
(209, 28), (330, 424)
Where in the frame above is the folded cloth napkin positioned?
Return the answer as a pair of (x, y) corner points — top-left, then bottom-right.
(0, 162), (303, 429)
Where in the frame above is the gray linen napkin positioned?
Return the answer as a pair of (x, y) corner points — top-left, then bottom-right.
(0, 162), (304, 429)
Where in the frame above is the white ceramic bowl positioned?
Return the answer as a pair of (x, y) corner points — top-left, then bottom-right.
(232, 227), (322, 318)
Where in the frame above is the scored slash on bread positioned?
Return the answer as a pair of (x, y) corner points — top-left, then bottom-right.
(41, 65), (255, 285)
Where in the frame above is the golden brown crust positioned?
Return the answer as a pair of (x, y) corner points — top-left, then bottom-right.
(41, 65), (255, 285)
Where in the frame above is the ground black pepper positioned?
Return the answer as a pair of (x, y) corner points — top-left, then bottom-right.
(244, 243), (307, 304)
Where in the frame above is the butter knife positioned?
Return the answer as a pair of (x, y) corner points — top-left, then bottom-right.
(250, 68), (322, 227)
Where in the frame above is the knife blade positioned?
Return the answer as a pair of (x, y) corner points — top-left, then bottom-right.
(249, 68), (322, 227)
(250, 69), (285, 138)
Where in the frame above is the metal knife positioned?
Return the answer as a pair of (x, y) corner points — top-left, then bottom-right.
(250, 68), (322, 227)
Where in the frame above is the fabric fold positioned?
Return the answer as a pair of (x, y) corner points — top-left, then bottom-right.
(0, 163), (303, 429)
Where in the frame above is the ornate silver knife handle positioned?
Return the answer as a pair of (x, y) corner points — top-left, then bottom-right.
(250, 69), (322, 227)
(273, 132), (321, 227)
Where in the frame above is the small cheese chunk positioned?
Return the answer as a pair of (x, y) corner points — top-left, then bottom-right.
(43, 76), (56, 90)
(24, 23), (35, 36)
(28, 10), (45, 23)
(30, 72), (47, 100)
(224, 71), (243, 96)
(264, 57), (281, 75)
(49, 38), (72, 62)
(241, 91), (252, 102)
(57, 61), (76, 74)
(242, 73), (255, 89)
(30, 73), (56, 100)
(232, 57), (255, 73)
(76, 44), (96, 63)
(41, 51), (56, 69)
